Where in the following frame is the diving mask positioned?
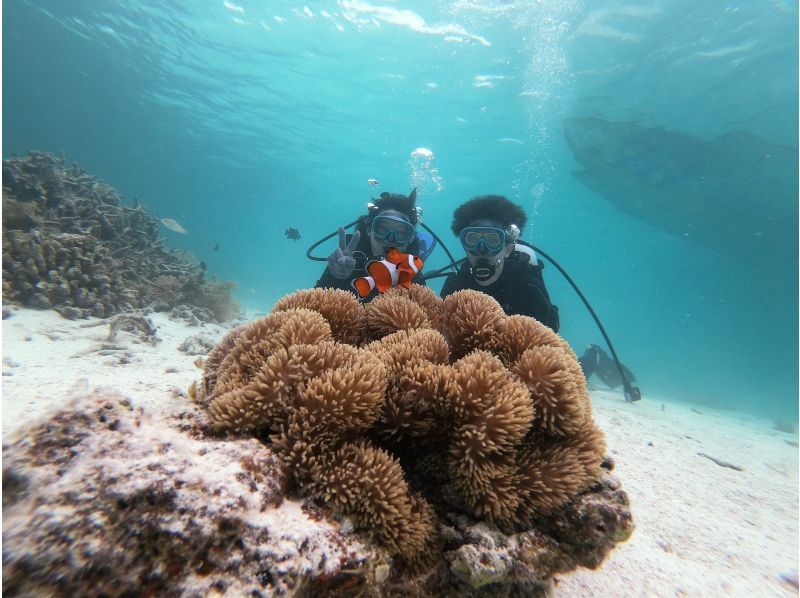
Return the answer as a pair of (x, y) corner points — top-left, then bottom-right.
(459, 226), (507, 255)
(370, 214), (416, 246)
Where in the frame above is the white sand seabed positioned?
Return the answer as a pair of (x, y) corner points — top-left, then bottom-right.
(2, 307), (798, 596)
(1, 307), (231, 435)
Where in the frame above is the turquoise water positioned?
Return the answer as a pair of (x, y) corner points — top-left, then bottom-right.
(4, 0), (798, 421)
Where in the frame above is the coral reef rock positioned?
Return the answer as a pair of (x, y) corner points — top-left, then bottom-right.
(2, 391), (388, 597)
(178, 332), (219, 355)
(2, 152), (242, 322)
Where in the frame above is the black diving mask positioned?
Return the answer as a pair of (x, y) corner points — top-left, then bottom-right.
(459, 226), (507, 256)
(370, 214), (416, 246)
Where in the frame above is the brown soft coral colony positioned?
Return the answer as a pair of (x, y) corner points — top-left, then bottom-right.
(200, 287), (606, 565)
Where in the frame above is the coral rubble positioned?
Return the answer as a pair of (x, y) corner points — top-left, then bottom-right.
(2, 152), (241, 322)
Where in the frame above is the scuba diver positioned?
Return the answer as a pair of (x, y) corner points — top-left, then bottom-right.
(314, 188), (434, 302)
(579, 344), (637, 390)
(440, 195), (560, 331)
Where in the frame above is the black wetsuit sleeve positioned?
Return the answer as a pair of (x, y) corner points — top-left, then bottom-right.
(521, 267), (560, 332)
(440, 273), (460, 298)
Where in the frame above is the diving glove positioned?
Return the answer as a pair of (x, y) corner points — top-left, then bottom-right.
(327, 227), (361, 279)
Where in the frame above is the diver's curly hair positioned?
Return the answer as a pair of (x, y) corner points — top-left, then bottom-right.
(451, 195), (527, 235)
(367, 188), (419, 225)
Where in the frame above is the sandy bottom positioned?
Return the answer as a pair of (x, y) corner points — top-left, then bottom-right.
(2, 307), (798, 596)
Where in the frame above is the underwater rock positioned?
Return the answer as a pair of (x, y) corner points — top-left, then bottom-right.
(532, 472), (633, 568)
(55, 305), (82, 320)
(2, 285), (633, 594)
(779, 571), (799, 590)
(773, 420), (797, 434)
(2, 391), (387, 597)
(107, 313), (159, 345)
(170, 304), (217, 326)
(2, 152), (242, 323)
(178, 333), (218, 355)
(28, 293), (52, 310)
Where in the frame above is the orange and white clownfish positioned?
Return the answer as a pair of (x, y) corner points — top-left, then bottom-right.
(352, 248), (424, 299)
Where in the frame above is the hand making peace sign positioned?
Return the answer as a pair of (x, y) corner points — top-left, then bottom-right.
(327, 227), (361, 279)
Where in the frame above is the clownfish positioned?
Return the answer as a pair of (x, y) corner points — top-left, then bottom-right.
(352, 248), (423, 298)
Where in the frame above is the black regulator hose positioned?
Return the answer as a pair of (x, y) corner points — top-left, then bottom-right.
(423, 259), (467, 280)
(419, 221), (460, 272)
(305, 219), (361, 261)
(526, 242), (641, 403)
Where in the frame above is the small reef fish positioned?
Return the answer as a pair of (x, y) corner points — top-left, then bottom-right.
(213, 243), (219, 251)
(368, 178), (380, 187)
(352, 248), (423, 298)
(160, 218), (188, 234)
(285, 227), (301, 241)
(497, 137), (525, 145)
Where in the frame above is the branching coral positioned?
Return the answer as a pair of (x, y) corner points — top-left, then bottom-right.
(200, 286), (615, 569)
(181, 277), (243, 322)
(2, 152), (242, 322)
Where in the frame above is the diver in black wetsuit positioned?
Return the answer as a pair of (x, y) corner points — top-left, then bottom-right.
(440, 195), (560, 331)
(315, 188), (427, 301)
(578, 344), (637, 390)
